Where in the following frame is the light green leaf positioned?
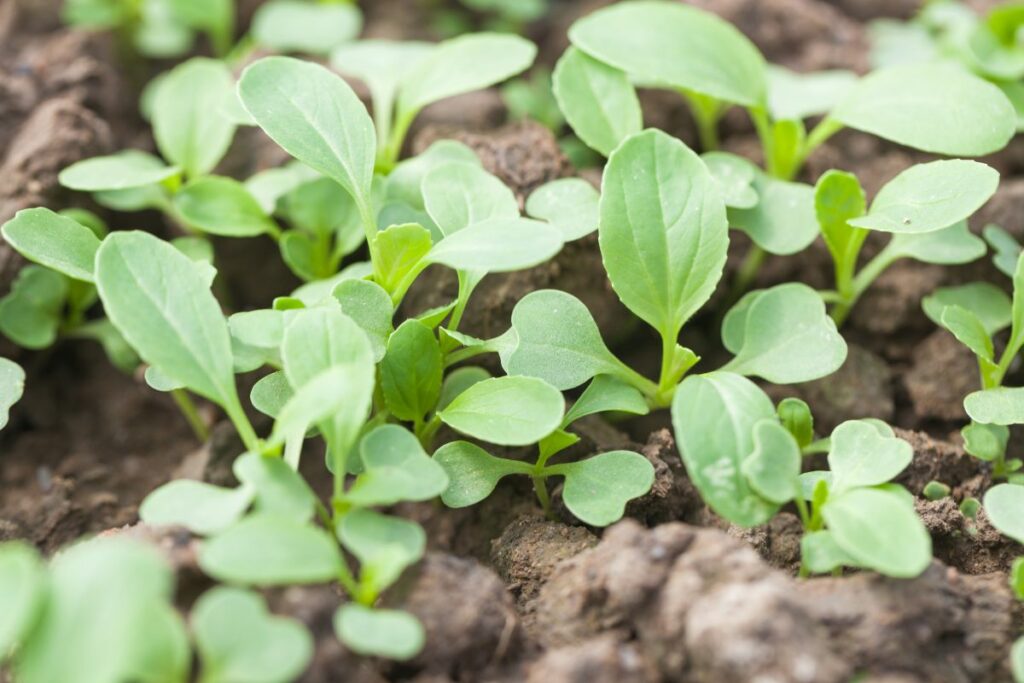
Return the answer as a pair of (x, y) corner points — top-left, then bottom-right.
(347, 425), (449, 506)
(0, 358), (25, 431)
(199, 515), (342, 585)
(422, 163), (518, 236)
(801, 530), (859, 574)
(741, 419), (800, 504)
(984, 224), (1021, 277)
(822, 487), (931, 578)
(153, 58), (236, 178)
(380, 320), (442, 423)
(599, 129), (728, 337)
(433, 440), (533, 507)
(58, 150), (179, 192)
(333, 278), (393, 362)
(767, 66), (857, 121)
(671, 372), (780, 526)
(234, 452), (316, 523)
(964, 387), (1024, 425)
(729, 171), (818, 255)
(250, 371), (292, 420)
(526, 178), (600, 241)
(384, 140), (479, 211)
(140, 480), (253, 536)
(983, 483), (1024, 544)
(962, 422), (1009, 462)
(0, 542), (44, 659)
(555, 450), (654, 526)
(563, 374), (649, 425)
(427, 217), (563, 273)
(887, 220), (986, 264)
(721, 283), (847, 383)
(95, 232), (241, 412)
(439, 376), (564, 446)
(831, 63), (1015, 156)
(437, 366), (491, 411)
(940, 305), (994, 362)
(849, 160), (998, 234)
(338, 510), (425, 595)
(2, 207), (100, 281)
(1013, 637), (1024, 683)
(334, 605), (423, 661)
(282, 177), (359, 239)
(251, 0), (361, 54)
(193, 587), (313, 683)
(827, 420), (912, 493)
(568, 0), (766, 106)
(552, 46), (641, 157)
(239, 56), (375, 205)
(175, 176), (278, 237)
(372, 222), (433, 293)
(923, 282), (1012, 335)
(245, 162), (321, 214)
(0, 266), (66, 349)
(702, 152), (757, 210)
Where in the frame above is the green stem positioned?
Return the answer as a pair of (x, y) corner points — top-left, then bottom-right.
(794, 495), (811, 529)
(444, 345), (490, 368)
(171, 389), (209, 443)
(224, 400), (260, 453)
(831, 247), (898, 327)
(379, 109), (416, 173)
(532, 476), (554, 519)
(728, 244), (766, 304)
(283, 433), (303, 470)
(682, 90), (722, 152)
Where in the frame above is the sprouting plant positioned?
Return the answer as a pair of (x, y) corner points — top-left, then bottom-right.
(673, 379), (931, 578)
(813, 159), (997, 326)
(330, 33), (536, 172)
(552, 0), (1016, 293)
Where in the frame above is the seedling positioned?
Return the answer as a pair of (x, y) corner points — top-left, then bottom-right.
(814, 160), (996, 326)
(673, 374), (931, 578)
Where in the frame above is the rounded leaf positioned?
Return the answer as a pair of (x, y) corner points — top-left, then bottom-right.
(334, 605), (424, 661)
(964, 387), (1024, 426)
(439, 376), (564, 446)
(175, 176), (278, 237)
(58, 150), (179, 192)
(556, 450), (655, 526)
(984, 483), (1024, 545)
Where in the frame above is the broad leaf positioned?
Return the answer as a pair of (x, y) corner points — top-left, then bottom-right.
(338, 510), (425, 595)
(58, 150), (179, 192)
(140, 480), (252, 536)
(525, 178), (600, 241)
(923, 282), (1012, 335)
(3, 208), (101, 281)
(0, 358), (25, 430)
(741, 419), (801, 504)
(250, 371), (292, 419)
(433, 440), (533, 507)
(940, 306), (994, 362)
(422, 163), (518, 236)
(234, 452), (316, 523)
(983, 483), (1024, 544)
(346, 425), (449, 506)
(334, 605), (423, 660)
(962, 422), (1010, 462)
(175, 176), (278, 237)
(426, 217), (563, 273)
(767, 66), (857, 121)
(251, 0), (360, 54)
(333, 278), (393, 361)
(384, 140), (479, 211)
(380, 320), (442, 422)
(801, 530), (860, 574)
(964, 387), (1024, 425)
(729, 172), (818, 255)
(372, 223), (433, 294)
(887, 220), (986, 264)
(439, 376), (564, 446)
(702, 152), (757, 210)
(437, 366), (491, 411)
(827, 420), (912, 493)
(0, 267), (66, 349)
(563, 374), (649, 425)
(554, 451), (654, 526)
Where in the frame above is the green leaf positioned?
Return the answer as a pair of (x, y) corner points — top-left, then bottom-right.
(525, 178), (600, 241)
(347, 425), (450, 505)
(29, 207), (87, 275)
(153, 58), (236, 178)
(427, 217), (563, 273)
(439, 376), (564, 446)
(0, 266), (66, 349)
(767, 66), (857, 121)
(250, 371), (292, 420)
(140, 480), (253, 536)
(671, 372), (780, 526)
(0, 542), (44, 659)
(984, 483), (1024, 544)
(175, 176), (278, 237)
(283, 178), (361, 249)
(777, 397), (814, 449)
(58, 150), (179, 192)
(831, 63), (1015, 156)
(501, 290), (623, 390)
(702, 152), (758, 210)
(95, 232), (241, 413)
(397, 33), (537, 115)
(984, 224), (1021, 277)
(422, 163), (518, 236)
(961, 422), (1009, 462)
(372, 223), (433, 293)
(384, 140), (479, 211)
(552, 46), (641, 157)
(1013, 636), (1024, 683)
(568, 0), (766, 107)
(741, 419), (800, 504)
(199, 515), (342, 585)
(333, 278), (393, 362)
(599, 129), (728, 338)
(827, 420), (912, 493)
(801, 530), (859, 574)
(245, 161), (321, 214)
(886, 220), (986, 264)
(338, 510), (425, 595)
(437, 366), (491, 411)
(964, 387), (1024, 425)
(433, 441), (533, 507)
(0, 358), (25, 431)
(279, 232), (319, 281)
(923, 282), (1012, 335)
(848, 160), (999, 234)
(940, 305), (994, 362)
(234, 452), (316, 523)
(380, 320), (442, 423)
(721, 283), (847, 383)
(814, 169), (867, 272)
(729, 171), (818, 256)
(555, 451), (654, 526)
(251, 0), (361, 54)
(240, 56), (375, 206)
(563, 374), (649, 426)
(822, 487), (931, 578)
(193, 587), (313, 683)
(334, 605), (424, 661)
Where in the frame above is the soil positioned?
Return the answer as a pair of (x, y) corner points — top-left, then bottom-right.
(2, 1), (1023, 682)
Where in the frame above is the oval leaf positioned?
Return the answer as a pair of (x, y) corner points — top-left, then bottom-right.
(555, 450), (654, 526)
(439, 376), (564, 446)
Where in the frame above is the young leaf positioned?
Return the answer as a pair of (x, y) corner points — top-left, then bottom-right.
(140, 480), (253, 536)
(525, 178), (600, 242)
(58, 150), (180, 192)
(0, 267), (66, 349)
(175, 176), (278, 237)
(767, 66), (858, 121)
(563, 374), (650, 426)
(234, 452), (316, 523)
(702, 153), (758, 209)
(729, 172), (818, 255)
(384, 140), (479, 211)
(193, 587), (313, 683)
(239, 56), (375, 207)
(346, 425), (449, 506)
(801, 530), (860, 574)
(983, 483), (1024, 544)
(721, 283), (847, 383)
(777, 397), (814, 449)
(334, 605), (423, 660)
(199, 515), (342, 585)
(333, 279), (393, 361)
(283, 177), (359, 238)
(95, 232), (242, 413)
(831, 63), (1015, 156)
(985, 224), (1022, 277)
(338, 510), (425, 595)
(552, 46), (642, 157)
(962, 422), (1009, 462)
(0, 542), (44, 659)
(422, 163), (518, 236)
(554, 450), (654, 526)
(250, 371), (292, 419)
(433, 441), (533, 507)
(827, 419), (913, 493)
(426, 217), (563, 273)
(671, 372), (780, 526)
(1, 209), (100, 283)
(822, 487), (931, 578)
(251, 0), (361, 54)
(964, 387), (1024, 425)
(923, 282), (1012, 335)
(0, 358), (25, 431)
(741, 419), (801, 504)
(380, 320), (442, 423)
(848, 160), (999, 234)
(439, 376), (564, 446)
(373, 223), (433, 293)
(940, 306), (994, 362)
(437, 366), (491, 411)
(568, 1), (766, 107)
(886, 220), (986, 264)
(153, 58), (236, 178)
(599, 129), (728, 338)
